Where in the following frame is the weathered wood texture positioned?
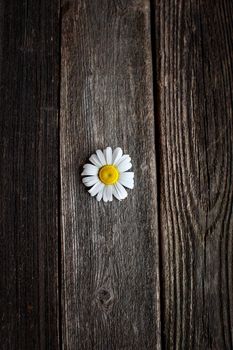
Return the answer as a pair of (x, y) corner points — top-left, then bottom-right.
(0, 1), (60, 349)
(155, 0), (233, 349)
(60, 0), (161, 348)
(1, 0), (233, 348)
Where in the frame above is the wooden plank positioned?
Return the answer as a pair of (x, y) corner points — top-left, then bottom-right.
(155, 0), (233, 348)
(60, 0), (161, 348)
(0, 1), (60, 348)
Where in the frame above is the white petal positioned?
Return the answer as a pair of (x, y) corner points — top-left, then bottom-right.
(82, 176), (99, 187)
(89, 154), (102, 168)
(104, 147), (112, 164)
(88, 182), (104, 197)
(119, 172), (134, 189)
(112, 147), (123, 165)
(120, 172), (134, 180)
(117, 159), (132, 172)
(115, 154), (131, 166)
(114, 182), (128, 200)
(103, 186), (108, 202)
(106, 185), (113, 201)
(119, 179), (134, 189)
(81, 164), (99, 176)
(96, 187), (104, 201)
(96, 150), (106, 166)
(113, 186), (122, 201)
(83, 163), (98, 169)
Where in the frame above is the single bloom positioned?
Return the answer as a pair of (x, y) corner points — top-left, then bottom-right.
(81, 147), (134, 202)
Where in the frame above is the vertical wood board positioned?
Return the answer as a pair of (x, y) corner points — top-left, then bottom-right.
(0, 1), (60, 348)
(155, 0), (233, 348)
(60, 0), (161, 348)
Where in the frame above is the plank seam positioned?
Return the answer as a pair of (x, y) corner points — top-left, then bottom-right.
(58, 1), (63, 349)
(149, 0), (164, 349)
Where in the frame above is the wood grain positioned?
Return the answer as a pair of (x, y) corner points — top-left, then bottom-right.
(0, 0), (60, 348)
(60, 0), (161, 348)
(155, 0), (233, 348)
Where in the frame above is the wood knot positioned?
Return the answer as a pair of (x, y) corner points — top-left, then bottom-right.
(95, 287), (114, 314)
(61, 2), (71, 16)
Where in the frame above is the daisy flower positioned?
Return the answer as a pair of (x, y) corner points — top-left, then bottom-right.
(81, 147), (134, 202)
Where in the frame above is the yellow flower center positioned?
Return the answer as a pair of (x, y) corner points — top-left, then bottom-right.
(98, 165), (119, 185)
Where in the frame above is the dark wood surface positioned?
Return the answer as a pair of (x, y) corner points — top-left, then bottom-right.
(60, 0), (161, 348)
(0, 0), (233, 349)
(0, 0), (60, 349)
(155, 0), (233, 349)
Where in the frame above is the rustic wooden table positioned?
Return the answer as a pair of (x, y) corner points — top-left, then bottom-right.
(0, 0), (232, 349)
